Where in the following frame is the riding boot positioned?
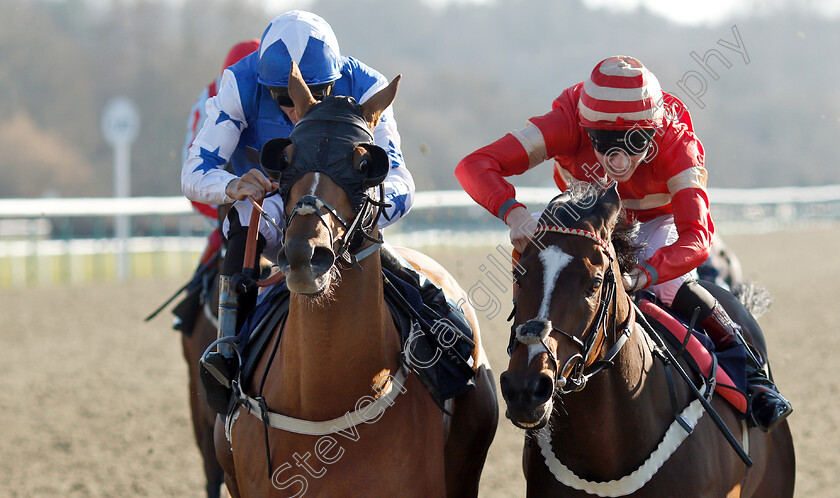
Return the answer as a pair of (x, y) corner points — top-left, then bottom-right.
(199, 221), (264, 415)
(672, 280), (792, 432)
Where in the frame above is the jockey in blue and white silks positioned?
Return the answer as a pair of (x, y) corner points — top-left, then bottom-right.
(185, 11), (417, 414)
(182, 10), (414, 262)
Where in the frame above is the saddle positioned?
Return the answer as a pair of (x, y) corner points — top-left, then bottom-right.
(637, 293), (748, 414)
(231, 256), (478, 408)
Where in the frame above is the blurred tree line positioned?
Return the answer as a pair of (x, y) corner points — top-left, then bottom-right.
(0, 0), (837, 199)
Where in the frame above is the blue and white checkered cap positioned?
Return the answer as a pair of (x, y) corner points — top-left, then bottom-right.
(257, 10), (342, 87)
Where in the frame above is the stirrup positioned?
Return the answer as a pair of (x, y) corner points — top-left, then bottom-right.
(748, 383), (792, 432)
(200, 336), (242, 387)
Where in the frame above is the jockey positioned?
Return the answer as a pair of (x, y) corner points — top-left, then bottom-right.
(455, 55), (791, 432)
(182, 11), (415, 412)
(172, 39), (260, 334)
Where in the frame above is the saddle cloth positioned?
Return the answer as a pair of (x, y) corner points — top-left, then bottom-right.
(234, 269), (477, 406)
(638, 298), (748, 414)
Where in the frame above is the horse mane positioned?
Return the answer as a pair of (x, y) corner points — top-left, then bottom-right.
(541, 182), (641, 274)
(612, 210), (641, 275)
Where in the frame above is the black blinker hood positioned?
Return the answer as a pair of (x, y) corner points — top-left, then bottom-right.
(264, 96), (389, 215)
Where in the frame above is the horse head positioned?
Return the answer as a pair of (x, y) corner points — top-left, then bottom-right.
(499, 182), (639, 430)
(260, 62), (400, 296)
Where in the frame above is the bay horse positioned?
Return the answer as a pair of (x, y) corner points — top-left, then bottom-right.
(500, 183), (795, 497)
(179, 228), (226, 498)
(214, 65), (498, 497)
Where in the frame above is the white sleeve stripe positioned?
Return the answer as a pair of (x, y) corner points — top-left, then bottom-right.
(511, 123), (547, 168)
(667, 167), (708, 194)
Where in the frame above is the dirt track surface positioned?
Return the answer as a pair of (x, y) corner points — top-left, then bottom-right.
(1, 228), (837, 497)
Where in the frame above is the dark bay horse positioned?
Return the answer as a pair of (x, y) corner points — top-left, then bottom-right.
(699, 234), (744, 292)
(500, 184), (794, 497)
(214, 65), (498, 497)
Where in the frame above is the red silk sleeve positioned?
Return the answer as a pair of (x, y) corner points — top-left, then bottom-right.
(455, 133), (532, 219)
(191, 200), (220, 221)
(456, 87), (583, 219)
(645, 188), (714, 284)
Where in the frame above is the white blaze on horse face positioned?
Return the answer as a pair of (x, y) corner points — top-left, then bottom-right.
(308, 173), (321, 195)
(525, 247), (572, 366)
(538, 246), (573, 319)
(527, 343), (546, 365)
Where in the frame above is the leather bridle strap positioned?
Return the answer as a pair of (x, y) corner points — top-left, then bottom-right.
(285, 194), (348, 249)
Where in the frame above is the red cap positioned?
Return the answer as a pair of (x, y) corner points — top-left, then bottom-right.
(578, 56), (665, 130)
(222, 39), (260, 74)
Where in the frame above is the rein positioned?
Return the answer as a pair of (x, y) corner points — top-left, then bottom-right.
(243, 184), (388, 287)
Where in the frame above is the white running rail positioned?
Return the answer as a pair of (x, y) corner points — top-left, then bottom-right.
(2, 186), (839, 285)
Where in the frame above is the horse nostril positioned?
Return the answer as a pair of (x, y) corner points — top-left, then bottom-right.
(499, 371), (510, 391)
(499, 372), (517, 403)
(531, 374), (554, 405)
(310, 246), (335, 275)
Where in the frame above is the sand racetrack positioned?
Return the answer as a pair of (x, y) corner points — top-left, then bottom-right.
(1, 227), (838, 497)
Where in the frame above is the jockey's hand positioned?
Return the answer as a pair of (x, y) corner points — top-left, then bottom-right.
(622, 265), (650, 293)
(225, 169), (279, 202)
(505, 206), (537, 254)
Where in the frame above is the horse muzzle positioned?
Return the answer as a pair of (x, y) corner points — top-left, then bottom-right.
(278, 239), (335, 295)
(500, 370), (555, 429)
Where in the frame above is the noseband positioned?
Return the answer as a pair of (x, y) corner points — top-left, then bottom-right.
(509, 226), (635, 394)
(283, 184), (389, 267)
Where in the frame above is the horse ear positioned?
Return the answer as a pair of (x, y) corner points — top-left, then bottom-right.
(600, 182), (622, 230)
(603, 182), (620, 210)
(288, 60), (317, 117)
(361, 75), (401, 130)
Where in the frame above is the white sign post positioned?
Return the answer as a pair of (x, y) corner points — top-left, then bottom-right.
(101, 97), (140, 281)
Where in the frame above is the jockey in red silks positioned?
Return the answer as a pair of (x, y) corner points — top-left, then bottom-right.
(182, 39), (260, 265)
(456, 55), (790, 432)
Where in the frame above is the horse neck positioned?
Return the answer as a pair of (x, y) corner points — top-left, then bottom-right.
(274, 249), (401, 417)
(547, 275), (667, 477)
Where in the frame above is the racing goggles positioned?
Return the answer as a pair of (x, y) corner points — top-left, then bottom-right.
(586, 128), (655, 155)
(268, 82), (335, 108)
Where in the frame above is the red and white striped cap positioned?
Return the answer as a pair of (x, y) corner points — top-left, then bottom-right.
(578, 56), (665, 130)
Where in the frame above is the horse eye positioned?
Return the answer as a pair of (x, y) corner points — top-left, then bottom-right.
(585, 277), (603, 298)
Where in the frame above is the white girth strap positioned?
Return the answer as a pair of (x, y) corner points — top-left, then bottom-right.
(537, 383), (709, 497)
(234, 369), (408, 436)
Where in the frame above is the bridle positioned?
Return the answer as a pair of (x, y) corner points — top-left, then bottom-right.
(509, 226), (635, 394)
(253, 184), (390, 269)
